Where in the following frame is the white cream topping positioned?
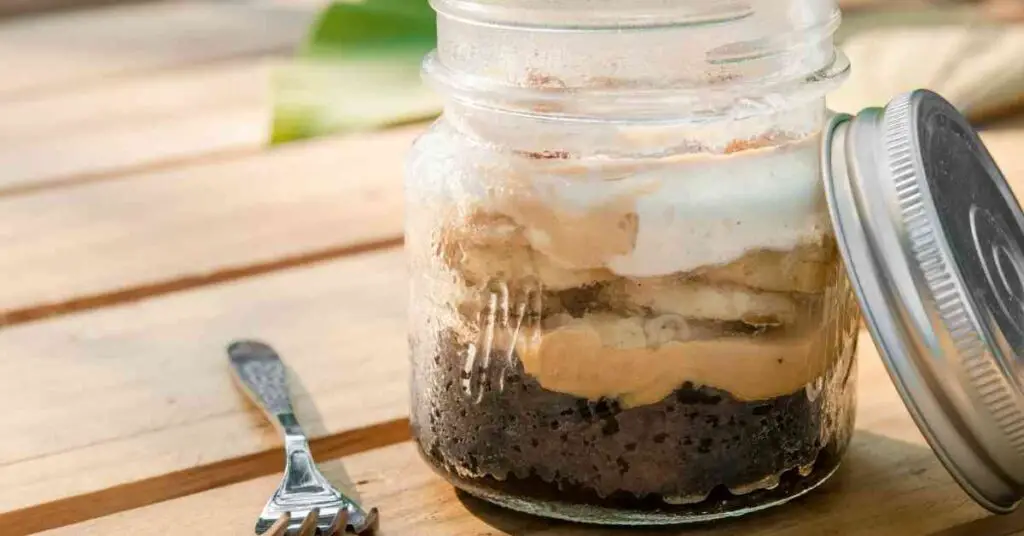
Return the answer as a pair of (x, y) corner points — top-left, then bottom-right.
(511, 136), (829, 277)
(427, 123), (831, 282)
(609, 139), (829, 276)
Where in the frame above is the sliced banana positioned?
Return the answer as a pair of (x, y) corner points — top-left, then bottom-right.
(601, 278), (801, 326)
(643, 314), (693, 347)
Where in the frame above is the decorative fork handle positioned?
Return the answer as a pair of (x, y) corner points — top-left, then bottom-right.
(228, 340), (305, 438)
(228, 340), (325, 493)
(228, 340), (381, 534)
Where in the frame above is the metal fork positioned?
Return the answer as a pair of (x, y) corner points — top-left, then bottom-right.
(228, 340), (380, 535)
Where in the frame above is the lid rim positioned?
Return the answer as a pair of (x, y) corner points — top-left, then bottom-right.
(822, 99), (1024, 512)
(886, 92), (1024, 481)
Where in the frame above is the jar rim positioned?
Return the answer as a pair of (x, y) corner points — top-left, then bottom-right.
(422, 49), (851, 122)
(430, 0), (758, 29)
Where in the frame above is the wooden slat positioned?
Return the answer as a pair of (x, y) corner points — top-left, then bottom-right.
(0, 124), (421, 324)
(980, 127), (1024, 175)
(0, 59), (269, 142)
(44, 335), (1024, 536)
(4, 124), (1022, 327)
(0, 1), (313, 96)
(0, 59), (275, 193)
(0, 0), (317, 190)
(0, 247), (410, 535)
(0, 0), (157, 19)
(830, 23), (1024, 124)
(0, 108), (266, 194)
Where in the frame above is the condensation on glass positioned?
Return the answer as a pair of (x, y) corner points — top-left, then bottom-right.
(405, 0), (862, 524)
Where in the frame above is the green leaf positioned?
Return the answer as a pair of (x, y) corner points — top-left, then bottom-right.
(270, 0), (441, 144)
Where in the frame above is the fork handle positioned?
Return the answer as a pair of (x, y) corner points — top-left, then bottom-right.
(228, 340), (305, 438)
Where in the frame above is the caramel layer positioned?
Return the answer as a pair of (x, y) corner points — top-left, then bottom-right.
(436, 211), (615, 290)
(516, 314), (833, 408)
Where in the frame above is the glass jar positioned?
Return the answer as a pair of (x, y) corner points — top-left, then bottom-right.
(406, 0), (862, 524)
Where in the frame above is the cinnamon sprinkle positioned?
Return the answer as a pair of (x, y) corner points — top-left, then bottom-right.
(520, 150), (571, 160)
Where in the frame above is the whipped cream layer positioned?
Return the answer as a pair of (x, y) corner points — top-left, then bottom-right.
(479, 135), (829, 278)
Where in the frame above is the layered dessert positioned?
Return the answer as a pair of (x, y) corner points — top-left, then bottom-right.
(409, 132), (861, 520)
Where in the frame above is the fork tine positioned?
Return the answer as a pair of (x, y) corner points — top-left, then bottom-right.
(323, 508), (348, 536)
(350, 507), (380, 534)
(296, 508), (320, 536)
(263, 514), (291, 536)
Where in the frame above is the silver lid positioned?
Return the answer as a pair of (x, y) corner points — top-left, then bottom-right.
(823, 89), (1024, 513)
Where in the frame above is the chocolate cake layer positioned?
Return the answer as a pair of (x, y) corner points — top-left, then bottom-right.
(412, 329), (857, 515)
(420, 437), (848, 521)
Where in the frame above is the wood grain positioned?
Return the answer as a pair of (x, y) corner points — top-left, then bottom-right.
(0, 59), (276, 192)
(0, 108), (266, 194)
(43, 334), (1024, 536)
(0, 124), (421, 324)
(0, 0), (317, 190)
(830, 24), (1024, 124)
(0, 1), (313, 96)
(0, 59), (269, 141)
(0, 0), (158, 19)
(0, 247), (411, 535)
(5, 124), (1022, 328)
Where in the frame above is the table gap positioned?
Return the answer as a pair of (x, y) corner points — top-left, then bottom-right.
(0, 237), (405, 328)
(1, 419), (410, 535)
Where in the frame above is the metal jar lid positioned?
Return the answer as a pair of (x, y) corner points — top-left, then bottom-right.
(823, 89), (1024, 513)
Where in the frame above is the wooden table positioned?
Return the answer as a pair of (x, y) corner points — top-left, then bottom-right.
(5, 2), (1024, 535)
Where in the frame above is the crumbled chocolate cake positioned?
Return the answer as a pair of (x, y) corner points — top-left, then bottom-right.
(412, 329), (856, 518)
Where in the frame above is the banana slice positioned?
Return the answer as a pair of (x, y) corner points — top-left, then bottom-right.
(693, 243), (836, 294)
(601, 278), (802, 326)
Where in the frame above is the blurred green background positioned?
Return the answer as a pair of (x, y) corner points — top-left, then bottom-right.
(5, 0), (1022, 142)
(265, 0), (1024, 143)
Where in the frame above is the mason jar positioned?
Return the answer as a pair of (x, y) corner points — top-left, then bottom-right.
(406, 0), (863, 524)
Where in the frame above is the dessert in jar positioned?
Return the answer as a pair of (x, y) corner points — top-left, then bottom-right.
(406, 0), (862, 523)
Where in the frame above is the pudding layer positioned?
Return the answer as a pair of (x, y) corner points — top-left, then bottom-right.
(516, 314), (831, 408)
